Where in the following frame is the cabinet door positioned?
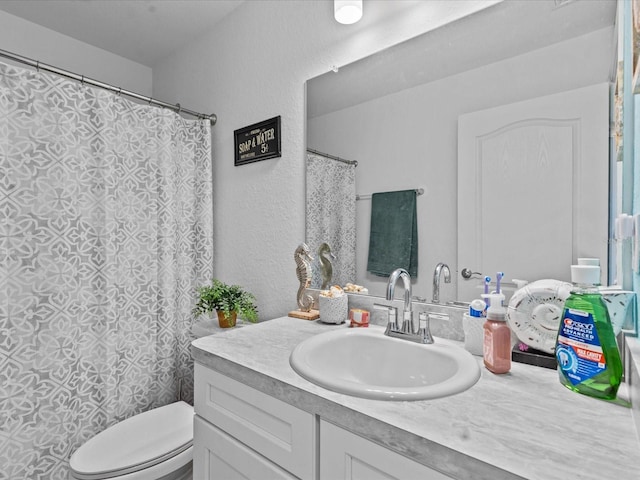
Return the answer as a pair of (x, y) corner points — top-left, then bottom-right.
(320, 420), (451, 480)
(194, 363), (315, 479)
(194, 416), (298, 480)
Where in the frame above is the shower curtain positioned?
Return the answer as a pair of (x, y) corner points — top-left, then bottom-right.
(306, 152), (356, 288)
(0, 61), (213, 479)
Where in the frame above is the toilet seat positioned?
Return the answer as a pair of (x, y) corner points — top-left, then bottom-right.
(70, 401), (194, 480)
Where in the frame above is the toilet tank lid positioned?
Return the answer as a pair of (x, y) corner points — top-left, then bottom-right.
(70, 401), (194, 477)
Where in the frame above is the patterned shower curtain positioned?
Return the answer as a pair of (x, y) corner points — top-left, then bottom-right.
(0, 61), (213, 479)
(306, 152), (356, 288)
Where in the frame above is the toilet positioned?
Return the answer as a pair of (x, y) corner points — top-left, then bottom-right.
(69, 401), (194, 480)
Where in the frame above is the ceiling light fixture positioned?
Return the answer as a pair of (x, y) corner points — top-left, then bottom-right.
(334, 0), (363, 25)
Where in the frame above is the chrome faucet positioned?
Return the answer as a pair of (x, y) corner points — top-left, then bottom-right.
(432, 262), (451, 304)
(386, 268), (413, 334)
(382, 268), (434, 344)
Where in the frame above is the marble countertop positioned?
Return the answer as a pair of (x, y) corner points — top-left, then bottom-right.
(191, 316), (640, 480)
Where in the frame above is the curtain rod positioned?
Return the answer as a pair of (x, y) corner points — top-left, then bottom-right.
(307, 148), (358, 167)
(356, 188), (424, 201)
(0, 48), (217, 125)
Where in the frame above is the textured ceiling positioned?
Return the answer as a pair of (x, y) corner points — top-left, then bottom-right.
(0, 0), (245, 67)
(307, 0), (617, 118)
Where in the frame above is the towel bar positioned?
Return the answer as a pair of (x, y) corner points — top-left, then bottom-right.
(356, 188), (424, 201)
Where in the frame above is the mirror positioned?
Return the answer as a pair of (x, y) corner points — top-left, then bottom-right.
(306, 0), (618, 302)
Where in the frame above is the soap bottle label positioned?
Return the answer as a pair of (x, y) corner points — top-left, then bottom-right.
(555, 308), (605, 385)
(483, 329), (493, 361)
(483, 321), (511, 373)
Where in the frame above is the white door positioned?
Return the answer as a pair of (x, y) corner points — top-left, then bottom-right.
(457, 83), (609, 301)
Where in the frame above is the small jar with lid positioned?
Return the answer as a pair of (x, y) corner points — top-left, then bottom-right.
(483, 293), (511, 374)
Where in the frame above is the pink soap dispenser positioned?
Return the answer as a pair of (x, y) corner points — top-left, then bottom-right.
(483, 293), (511, 374)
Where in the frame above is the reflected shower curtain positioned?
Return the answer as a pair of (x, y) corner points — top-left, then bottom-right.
(306, 152), (356, 288)
(0, 62), (213, 478)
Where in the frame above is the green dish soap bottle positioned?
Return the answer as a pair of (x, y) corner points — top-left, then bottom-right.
(555, 265), (622, 400)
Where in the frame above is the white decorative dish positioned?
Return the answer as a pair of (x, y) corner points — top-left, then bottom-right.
(506, 279), (572, 354)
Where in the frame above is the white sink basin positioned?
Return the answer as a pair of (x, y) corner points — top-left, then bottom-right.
(289, 326), (481, 401)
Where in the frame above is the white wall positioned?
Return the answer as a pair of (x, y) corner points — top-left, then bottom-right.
(0, 10), (152, 95)
(308, 27), (614, 300)
(152, 0), (500, 320)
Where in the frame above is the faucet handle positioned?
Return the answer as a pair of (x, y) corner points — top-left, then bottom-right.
(418, 312), (434, 344)
(389, 308), (398, 330)
(374, 303), (398, 332)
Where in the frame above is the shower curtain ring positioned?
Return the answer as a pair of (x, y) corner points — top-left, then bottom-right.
(81, 75), (85, 85)
(176, 103), (182, 113)
(35, 61), (40, 72)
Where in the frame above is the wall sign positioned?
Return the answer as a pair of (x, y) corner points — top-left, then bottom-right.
(234, 116), (281, 166)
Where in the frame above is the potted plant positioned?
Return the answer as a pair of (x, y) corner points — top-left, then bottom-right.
(193, 279), (258, 328)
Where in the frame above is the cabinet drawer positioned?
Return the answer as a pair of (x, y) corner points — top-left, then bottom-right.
(195, 363), (315, 479)
(320, 420), (452, 480)
(194, 416), (298, 480)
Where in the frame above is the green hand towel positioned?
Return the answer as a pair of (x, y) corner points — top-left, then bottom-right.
(367, 190), (418, 277)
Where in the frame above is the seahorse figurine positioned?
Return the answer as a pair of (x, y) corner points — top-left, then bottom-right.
(317, 242), (336, 290)
(294, 243), (314, 312)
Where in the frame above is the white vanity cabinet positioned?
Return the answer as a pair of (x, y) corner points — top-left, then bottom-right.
(319, 420), (452, 480)
(193, 363), (316, 479)
(194, 363), (452, 480)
